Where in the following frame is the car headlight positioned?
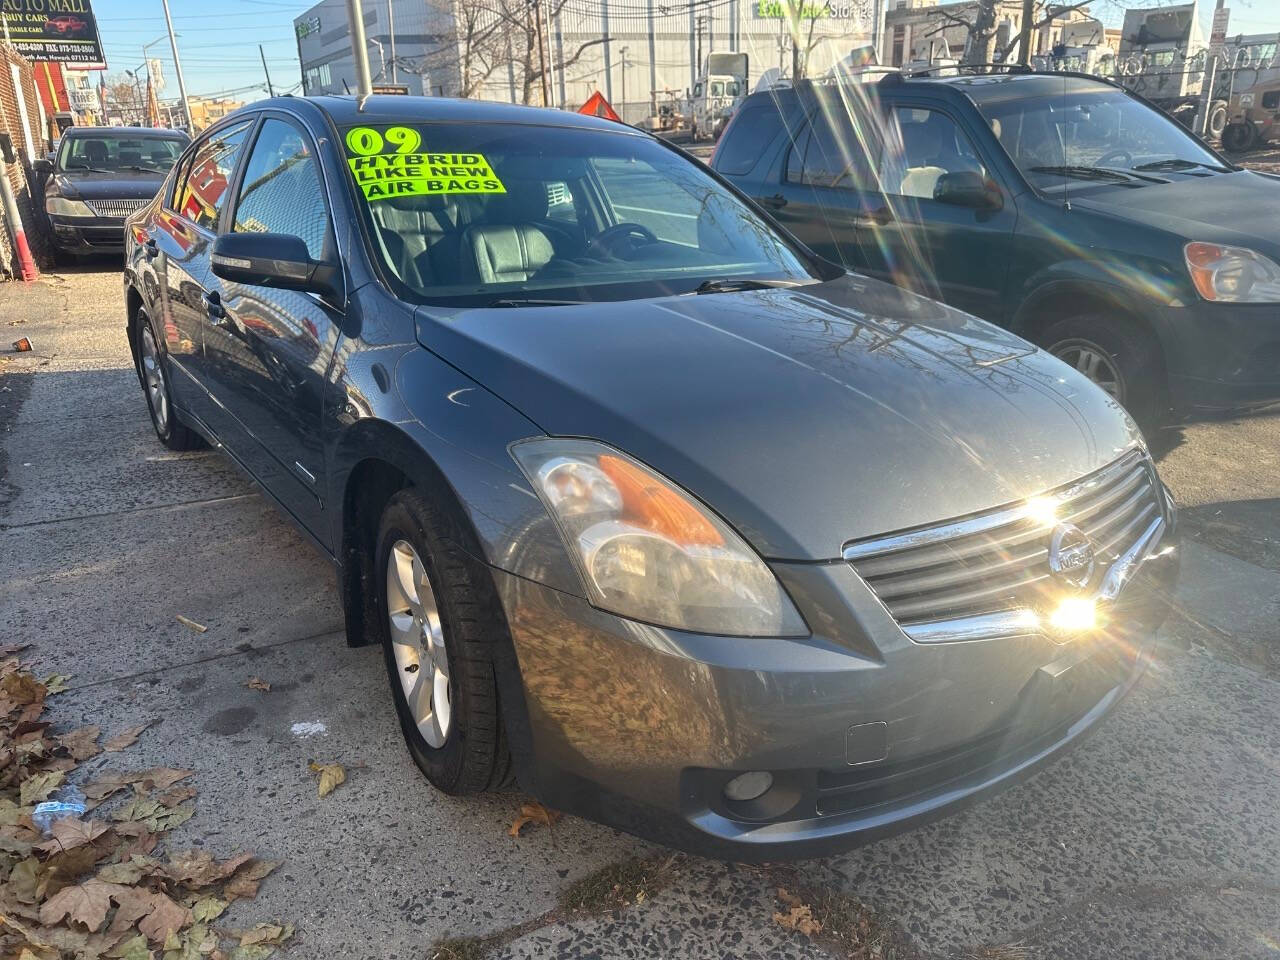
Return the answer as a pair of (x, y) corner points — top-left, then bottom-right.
(511, 438), (808, 637)
(45, 196), (94, 217)
(1184, 242), (1280, 303)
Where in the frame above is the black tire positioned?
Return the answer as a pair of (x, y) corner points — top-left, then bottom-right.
(374, 488), (512, 795)
(134, 307), (203, 451)
(1222, 122), (1258, 154)
(1207, 100), (1229, 141)
(1040, 313), (1167, 427)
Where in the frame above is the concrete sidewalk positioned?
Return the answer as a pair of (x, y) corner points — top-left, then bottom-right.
(1, 267), (1278, 959)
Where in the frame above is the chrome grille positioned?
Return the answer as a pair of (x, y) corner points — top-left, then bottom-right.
(844, 450), (1162, 634)
(84, 199), (148, 218)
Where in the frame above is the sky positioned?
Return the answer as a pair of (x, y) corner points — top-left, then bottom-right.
(90, 0), (1280, 104)
(92, 0), (316, 102)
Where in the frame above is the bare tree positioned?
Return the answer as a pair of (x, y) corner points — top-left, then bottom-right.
(922, 0), (1091, 66)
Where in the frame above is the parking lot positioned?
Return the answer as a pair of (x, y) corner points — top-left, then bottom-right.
(0, 263), (1277, 959)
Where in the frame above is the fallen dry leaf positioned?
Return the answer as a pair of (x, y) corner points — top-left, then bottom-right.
(508, 801), (561, 837)
(36, 817), (112, 855)
(56, 725), (101, 761)
(20, 770), (65, 806)
(43, 675), (70, 696)
(110, 886), (191, 944)
(223, 859), (280, 901)
(308, 761), (345, 798)
(104, 723), (152, 752)
(39, 877), (129, 931)
(175, 615), (207, 634)
(238, 922), (293, 947)
(246, 677), (270, 693)
(773, 888), (823, 937)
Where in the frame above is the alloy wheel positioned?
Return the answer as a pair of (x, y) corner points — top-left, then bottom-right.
(1050, 339), (1125, 402)
(385, 540), (452, 748)
(139, 323), (170, 434)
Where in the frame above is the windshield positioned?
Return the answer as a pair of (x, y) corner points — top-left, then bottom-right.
(344, 122), (818, 305)
(974, 90), (1226, 191)
(57, 134), (183, 173)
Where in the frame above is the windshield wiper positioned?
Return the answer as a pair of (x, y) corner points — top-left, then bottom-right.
(1132, 157), (1232, 174)
(1028, 165), (1147, 184)
(122, 164), (166, 173)
(693, 278), (797, 295)
(65, 166), (113, 174)
(486, 297), (584, 308)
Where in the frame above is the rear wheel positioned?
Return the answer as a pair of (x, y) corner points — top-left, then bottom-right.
(375, 489), (511, 794)
(1041, 313), (1166, 427)
(136, 309), (202, 450)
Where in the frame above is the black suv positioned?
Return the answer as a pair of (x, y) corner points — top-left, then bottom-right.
(713, 72), (1280, 422)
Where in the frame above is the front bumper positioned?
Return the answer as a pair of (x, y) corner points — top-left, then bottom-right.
(494, 521), (1178, 861)
(1156, 301), (1280, 412)
(47, 214), (126, 253)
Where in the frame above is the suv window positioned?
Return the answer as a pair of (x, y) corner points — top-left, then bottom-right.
(878, 106), (986, 199)
(173, 120), (252, 231)
(787, 111), (875, 189)
(717, 99), (786, 175)
(232, 118), (328, 260)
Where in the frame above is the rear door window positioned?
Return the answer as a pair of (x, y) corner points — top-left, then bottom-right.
(717, 99), (786, 175)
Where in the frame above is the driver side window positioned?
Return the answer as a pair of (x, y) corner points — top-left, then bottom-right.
(231, 118), (329, 261)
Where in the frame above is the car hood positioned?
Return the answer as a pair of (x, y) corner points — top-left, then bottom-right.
(1071, 171), (1280, 256)
(413, 275), (1141, 561)
(48, 171), (166, 202)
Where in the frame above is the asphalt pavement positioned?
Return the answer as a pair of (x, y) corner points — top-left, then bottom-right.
(0, 265), (1277, 960)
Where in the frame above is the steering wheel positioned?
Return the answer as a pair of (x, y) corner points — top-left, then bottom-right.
(1096, 148), (1133, 167)
(587, 222), (658, 258)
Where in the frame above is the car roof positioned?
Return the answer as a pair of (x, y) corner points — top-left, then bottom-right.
(63, 126), (189, 139)
(746, 71), (1118, 110)
(271, 94), (643, 135)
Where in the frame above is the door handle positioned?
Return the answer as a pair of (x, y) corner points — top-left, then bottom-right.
(854, 206), (894, 228)
(758, 193), (788, 209)
(202, 290), (226, 320)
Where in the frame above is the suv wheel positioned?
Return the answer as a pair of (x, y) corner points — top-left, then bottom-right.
(135, 308), (202, 450)
(1042, 313), (1166, 426)
(374, 489), (512, 795)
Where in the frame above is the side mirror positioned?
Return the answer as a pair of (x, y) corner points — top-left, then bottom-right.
(933, 171), (1003, 210)
(34, 157), (53, 176)
(211, 233), (342, 301)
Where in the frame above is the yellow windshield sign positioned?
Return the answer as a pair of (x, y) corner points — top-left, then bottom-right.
(344, 126), (506, 202)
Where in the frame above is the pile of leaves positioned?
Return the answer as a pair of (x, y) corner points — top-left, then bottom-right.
(0, 651), (292, 959)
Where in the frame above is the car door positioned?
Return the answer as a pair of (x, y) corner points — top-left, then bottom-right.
(764, 105), (884, 272)
(852, 100), (1018, 321)
(200, 114), (344, 538)
(146, 120), (255, 426)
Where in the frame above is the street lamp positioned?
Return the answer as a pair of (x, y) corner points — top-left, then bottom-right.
(124, 67), (145, 125)
(619, 46), (628, 113)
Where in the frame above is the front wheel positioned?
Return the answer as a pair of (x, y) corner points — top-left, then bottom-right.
(375, 489), (511, 795)
(1207, 100), (1229, 141)
(1041, 313), (1166, 427)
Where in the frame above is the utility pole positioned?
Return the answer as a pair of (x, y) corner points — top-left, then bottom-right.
(345, 0), (374, 96)
(696, 16), (705, 75)
(619, 46), (628, 113)
(647, 0), (656, 117)
(260, 45), (276, 96)
(160, 0), (194, 133)
(543, 0), (557, 107)
(1016, 0), (1035, 66)
(386, 0), (397, 82)
(532, 0), (549, 106)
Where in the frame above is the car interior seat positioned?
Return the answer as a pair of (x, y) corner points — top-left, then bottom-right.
(82, 140), (109, 166)
(371, 194), (472, 291)
(119, 150), (143, 166)
(896, 120), (947, 199)
(462, 183), (556, 284)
